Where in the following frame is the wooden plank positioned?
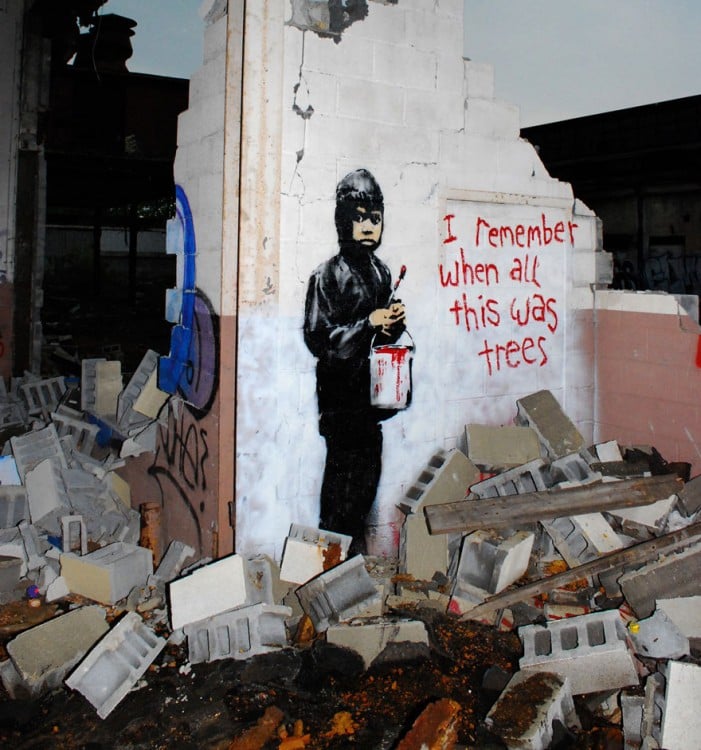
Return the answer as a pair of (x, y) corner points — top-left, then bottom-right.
(424, 474), (683, 536)
(460, 521), (701, 622)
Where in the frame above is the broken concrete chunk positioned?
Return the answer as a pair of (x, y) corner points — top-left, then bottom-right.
(65, 611), (166, 719)
(485, 671), (580, 750)
(677, 473), (701, 516)
(5, 605), (108, 698)
(396, 698), (461, 750)
(463, 423), (542, 470)
(657, 596), (701, 651)
(515, 389), (585, 459)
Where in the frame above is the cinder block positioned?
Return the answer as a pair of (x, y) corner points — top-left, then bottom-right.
(61, 542), (153, 605)
(184, 603), (292, 664)
(549, 452), (602, 486)
(326, 618), (429, 669)
(519, 609), (640, 695)
(660, 661), (701, 750)
(677, 474), (701, 516)
(116, 349), (159, 430)
(619, 541), (701, 619)
(95, 360), (123, 416)
(0, 485), (29, 527)
(469, 458), (550, 499)
(169, 554), (250, 630)
(132, 366), (169, 419)
(51, 409), (99, 456)
(279, 524), (351, 585)
(515, 390), (585, 460)
(296, 555), (381, 633)
(609, 494), (677, 539)
(0, 555), (22, 593)
(398, 448), (479, 514)
(485, 671), (580, 750)
(6, 605), (108, 698)
(10, 423), (67, 482)
(464, 423), (542, 470)
(149, 540), (195, 585)
(61, 515), (88, 555)
(19, 376), (66, 419)
(541, 513), (624, 568)
(65, 611), (166, 719)
(18, 520), (44, 572)
(657, 596), (701, 649)
(0, 455), (21, 485)
(454, 530), (534, 596)
(399, 511), (450, 581)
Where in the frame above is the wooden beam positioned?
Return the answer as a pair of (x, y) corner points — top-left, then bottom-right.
(424, 474), (683, 536)
(460, 521), (701, 622)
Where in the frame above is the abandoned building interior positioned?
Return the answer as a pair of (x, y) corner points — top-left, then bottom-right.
(1, 1), (701, 748)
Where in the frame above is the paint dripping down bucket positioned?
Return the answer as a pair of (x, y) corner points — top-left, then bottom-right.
(370, 330), (414, 410)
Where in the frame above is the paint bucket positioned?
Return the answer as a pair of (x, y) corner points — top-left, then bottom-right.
(369, 331), (414, 410)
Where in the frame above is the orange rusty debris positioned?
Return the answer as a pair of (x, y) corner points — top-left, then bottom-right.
(395, 697), (462, 750)
(277, 718), (311, 749)
(228, 705), (284, 750)
(293, 613), (315, 645)
(322, 711), (358, 738)
(322, 542), (342, 570)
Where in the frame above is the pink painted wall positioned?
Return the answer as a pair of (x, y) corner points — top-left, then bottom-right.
(595, 302), (701, 473)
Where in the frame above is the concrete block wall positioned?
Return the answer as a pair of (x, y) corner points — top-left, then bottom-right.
(594, 289), (701, 473)
(233, 0), (600, 557)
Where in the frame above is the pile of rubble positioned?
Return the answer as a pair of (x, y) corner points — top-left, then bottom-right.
(1, 350), (701, 749)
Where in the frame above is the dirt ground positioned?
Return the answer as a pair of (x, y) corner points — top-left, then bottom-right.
(0, 597), (624, 750)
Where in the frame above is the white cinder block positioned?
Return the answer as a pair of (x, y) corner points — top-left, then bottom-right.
(464, 98), (520, 140)
(337, 78), (405, 126)
(169, 554), (249, 630)
(463, 60), (495, 100)
(372, 41), (436, 92)
(660, 661), (701, 749)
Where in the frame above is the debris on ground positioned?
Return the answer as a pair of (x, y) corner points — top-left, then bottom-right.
(1, 359), (700, 749)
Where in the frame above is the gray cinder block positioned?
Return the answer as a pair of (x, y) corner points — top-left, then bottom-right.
(453, 529), (534, 596)
(541, 513), (624, 568)
(516, 390), (585, 459)
(463, 423), (542, 471)
(469, 458), (551, 499)
(10, 423), (68, 482)
(19, 376), (66, 420)
(519, 609), (640, 695)
(5, 605), (108, 698)
(398, 448), (479, 514)
(296, 555), (381, 632)
(399, 511), (450, 581)
(0, 485), (28, 528)
(619, 541), (701, 619)
(184, 603), (292, 664)
(65, 611), (166, 719)
(116, 349), (160, 431)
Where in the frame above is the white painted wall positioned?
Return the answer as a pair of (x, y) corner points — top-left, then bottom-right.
(230, 0), (599, 559)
